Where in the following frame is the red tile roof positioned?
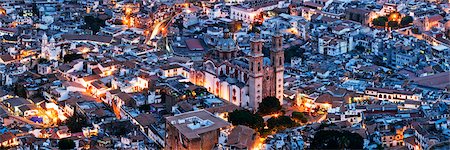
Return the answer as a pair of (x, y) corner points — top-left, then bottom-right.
(0, 28), (17, 33)
(412, 72), (450, 89)
(303, 2), (324, 8)
(0, 132), (16, 143)
(365, 87), (414, 95)
(82, 75), (101, 82)
(0, 54), (14, 62)
(185, 39), (204, 51)
(428, 14), (443, 22)
(226, 125), (256, 149)
(62, 34), (113, 43)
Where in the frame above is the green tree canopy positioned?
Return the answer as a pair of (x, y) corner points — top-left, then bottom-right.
(58, 138), (75, 150)
(175, 18), (184, 32)
(291, 111), (308, 123)
(228, 110), (264, 129)
(372, 16), (388, 26)
(65, 113), (89, 133)
(388, 21), (399, 28)
(284, 46), (305, 63)
(310, 130), (364, 149)
(267, 116), (296, 129)
(248, 26), (260, 34)
(14, 82), (27, 98)
(400, 16), (413, 26)
(63, 54), (83, 63)
(258, 96), (282, 115)
(83, 15), (106, 34)
(411, 27), (420, 34)
(355, 45), (365, 52)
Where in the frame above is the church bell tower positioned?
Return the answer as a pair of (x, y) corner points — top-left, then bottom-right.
(270, 28), (285, 105)
(248, 33), (264, 111)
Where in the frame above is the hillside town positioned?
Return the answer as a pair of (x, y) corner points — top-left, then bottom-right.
(0, 0), (449, 149)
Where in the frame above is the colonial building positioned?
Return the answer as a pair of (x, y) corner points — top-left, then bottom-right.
(165, 110), (231, 150)
(230, 0), (282, 23)
(40, 33), (63, 60)
(189, 29), (284, 111)
(0, 132), (19, 148)
(364, 87), (421, 104)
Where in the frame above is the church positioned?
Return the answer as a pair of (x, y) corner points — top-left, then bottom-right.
(189, 29), (284, 111)
(40, 33), (63, 61)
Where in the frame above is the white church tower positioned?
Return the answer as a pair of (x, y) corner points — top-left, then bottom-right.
(270, 28), (285, 105)
(41, 33), (61, 60)
(248, 34), (264, 111)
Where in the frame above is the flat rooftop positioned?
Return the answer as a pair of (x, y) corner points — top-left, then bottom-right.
(166, 109), (230, 139)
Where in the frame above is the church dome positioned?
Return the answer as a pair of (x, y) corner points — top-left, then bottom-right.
(50, 37), (56, 43)
(216, 38), (237, 52)
(216, 27), (237, 52)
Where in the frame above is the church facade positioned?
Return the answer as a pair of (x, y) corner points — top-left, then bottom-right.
(189, 29), (284, 111)
(40, 33), (63, 61)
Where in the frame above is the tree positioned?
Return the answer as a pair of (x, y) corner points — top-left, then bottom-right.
(58, 138), (75, 149)
(175, 18), (184, 33)
(258, 97), (282, 115)
(267, 116), (296, 129)
(411, 27), (420, 34)
(14, 82), (27, 98)
(387, 21), (398, 28)
(310, 130), (364, 149)
(32, 3), (40, 17)
(228, 110), (264, 129)
(372, 16), (388, 26)
(83, 16), (106, 34)
(258, 128), (273, 138)
(63, 54), (83, 63)
(38, 58), (48, 63)
(355, 45), (365, 53)
(284, 46), (305, 63)
(400, 16), (413, 26)
(291, 111), (308, 123)
(248, 26), (260, 34)
(65, 113), (89, 133)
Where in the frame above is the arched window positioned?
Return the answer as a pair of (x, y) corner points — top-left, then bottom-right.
(232, 89), (237, 102)
(257, 62), (261, 71)
(226, 66), (229, 74)
(216, 82), (220, 94)
(244, 74), (248, 82)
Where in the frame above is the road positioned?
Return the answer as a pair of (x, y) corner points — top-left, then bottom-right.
(148, 18), (170, 41)
(145, 11), (184, 53)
